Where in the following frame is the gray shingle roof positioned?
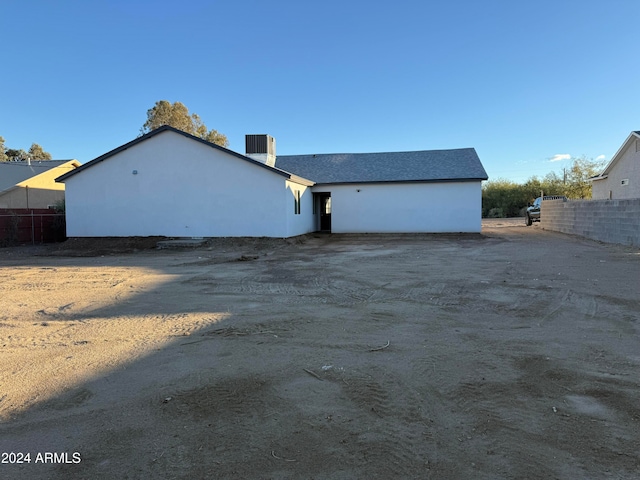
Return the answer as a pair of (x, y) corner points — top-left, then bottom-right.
(275, 148), (488, 184)
(0, 160), (77, 193)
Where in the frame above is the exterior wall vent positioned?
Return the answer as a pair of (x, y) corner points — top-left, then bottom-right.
(245, 134), (276, 167)
(621, 179), (629, 186)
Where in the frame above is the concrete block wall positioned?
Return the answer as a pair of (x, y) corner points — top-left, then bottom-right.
(541, 198), (640, 247)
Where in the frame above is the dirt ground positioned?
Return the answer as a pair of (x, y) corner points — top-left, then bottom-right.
(0, 219), (639, 479)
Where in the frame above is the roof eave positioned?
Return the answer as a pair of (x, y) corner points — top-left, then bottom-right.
(0, 185), (19, 196)
(311, 177), (487, 186)
(598, 131), (640, 177)
(287, 174), (315, 186)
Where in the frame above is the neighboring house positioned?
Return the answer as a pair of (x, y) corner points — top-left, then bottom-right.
(591, 131), (640, 200)
(56, 126), (488, 238)
(0, 160), (80, 209)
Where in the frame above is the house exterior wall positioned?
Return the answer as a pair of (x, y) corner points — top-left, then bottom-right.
(0, 162), (77, 209)
(592, 139), (640, 200)
(285, 180), (316, 237)
(318, 181), (482, 233)
(0, 186), (65, 209)
(64, 130), (314, 237)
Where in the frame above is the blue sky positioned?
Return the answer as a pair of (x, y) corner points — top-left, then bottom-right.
(1, 0), (638, 183)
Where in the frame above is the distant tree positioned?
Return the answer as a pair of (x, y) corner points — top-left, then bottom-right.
(482, 156), (607, 217)
(522, 177), (544, 203)
(5, 148), (28, 161)
(141, 100), (229, 148)
(0, 137), (7, 162)
(564, 156), (604, 199)
(541, 171), (566, 197)
(28, 143), (52, 160)
(521, 172), (567, 205)
(2, 138), (53, 162)
(482, 179), (527, 217)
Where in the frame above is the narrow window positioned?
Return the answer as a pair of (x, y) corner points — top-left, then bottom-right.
(294, 190), (301, 215)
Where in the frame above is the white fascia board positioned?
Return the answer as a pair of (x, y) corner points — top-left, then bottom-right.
(600, 131), (640, 176)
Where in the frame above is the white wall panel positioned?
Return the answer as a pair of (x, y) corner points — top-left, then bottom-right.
(65, 130), (314, 237)
(321, 182), (482, 233)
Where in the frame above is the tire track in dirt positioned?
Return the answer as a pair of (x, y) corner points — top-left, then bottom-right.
(161, 376), (270, 419)
(315, 366), (437, 476)
(153, 364), (439, 478)
(445, 354), (640, 478)
(397, 282), (447, 301)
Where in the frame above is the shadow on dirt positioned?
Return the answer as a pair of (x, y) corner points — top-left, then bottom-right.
(1, 230), (639, 479)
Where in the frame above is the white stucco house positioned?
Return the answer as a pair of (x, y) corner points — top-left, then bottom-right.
(591, 131), (640, 200)
(56, 126), (488, 237)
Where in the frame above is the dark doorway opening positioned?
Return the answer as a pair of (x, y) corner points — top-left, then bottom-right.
(315, 193), (331, 232)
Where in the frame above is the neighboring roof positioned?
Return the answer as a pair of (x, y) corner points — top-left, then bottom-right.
(0, 160), (80, 193)
(591, 130), (640, 181)
(55, 126), (314, 186)
(275, 148), (488, 185)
